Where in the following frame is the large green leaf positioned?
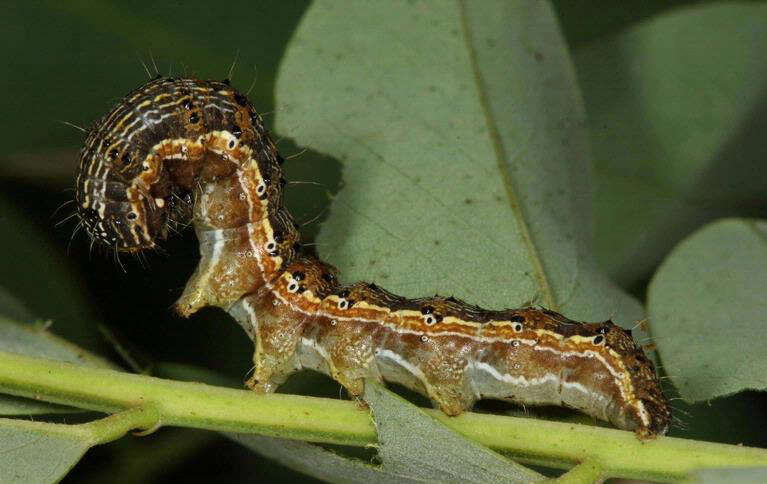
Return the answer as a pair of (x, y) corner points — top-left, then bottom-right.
(275, 0), (643, 324)
(575, 3), (767, 286)
(648, 218), (767, 402)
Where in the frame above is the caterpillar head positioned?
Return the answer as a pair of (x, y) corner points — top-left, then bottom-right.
(75, 131), (172, 251)
(598, 322), (671, 437)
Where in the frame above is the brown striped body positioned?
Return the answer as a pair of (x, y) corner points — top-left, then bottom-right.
(75, 77), (670, 438)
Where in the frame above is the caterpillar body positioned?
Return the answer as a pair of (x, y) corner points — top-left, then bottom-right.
(74, 77), (670, 438)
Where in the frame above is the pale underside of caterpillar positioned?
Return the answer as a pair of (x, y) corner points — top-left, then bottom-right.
(74, 77), (670, 438)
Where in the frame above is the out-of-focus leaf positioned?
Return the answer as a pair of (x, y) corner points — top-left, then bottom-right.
(0, 287), (34, 326)
(0, 1), (307, 186)
(648, 219), (767, 402)
(0, 195), (98, 347)
(696, 467), (767, 484)
(553, 0), (704, 46)
(0, 316), (114, 368)
(575, 3), (767, 286)
(0, 315), (115, 415)
(0, 282), (104, 416)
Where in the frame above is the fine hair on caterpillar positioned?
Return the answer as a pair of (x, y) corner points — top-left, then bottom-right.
(73, 76), (671, 439)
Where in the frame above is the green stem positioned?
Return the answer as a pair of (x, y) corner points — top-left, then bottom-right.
(0, 405), (160, 445)
(84, 405), (161, 444)
(551, 459), (603, 484)
(0, 350), (765, 482)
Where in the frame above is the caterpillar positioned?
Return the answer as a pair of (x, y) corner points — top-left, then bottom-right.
(74, 76), (670, 438)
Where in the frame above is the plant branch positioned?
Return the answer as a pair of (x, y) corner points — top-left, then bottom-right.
(0, 405), (160, 445)
(552, 459), (603, 484)
(0, 350), (765, 482)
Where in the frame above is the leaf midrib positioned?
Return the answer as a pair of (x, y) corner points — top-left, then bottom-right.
(458, 0), (557, 310)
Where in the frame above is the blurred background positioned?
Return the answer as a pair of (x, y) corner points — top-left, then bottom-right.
(1, 1), (766, 482)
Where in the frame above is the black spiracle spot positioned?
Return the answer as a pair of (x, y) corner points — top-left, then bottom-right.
(593, 335), (604, 345)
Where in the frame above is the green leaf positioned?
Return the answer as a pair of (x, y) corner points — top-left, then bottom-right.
(0, 406), (159, 484)
(0, 419), (90, 484)
(232, 382), (543, 484)
(574, 3), (767, 285)
(231, 435), (392, 484)
(647, 218), (767, 402)
(275, 0), (643, 324)
(364, 382), (543, 483)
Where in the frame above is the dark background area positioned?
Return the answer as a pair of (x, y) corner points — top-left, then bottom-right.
(1, 1), (765, 482)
